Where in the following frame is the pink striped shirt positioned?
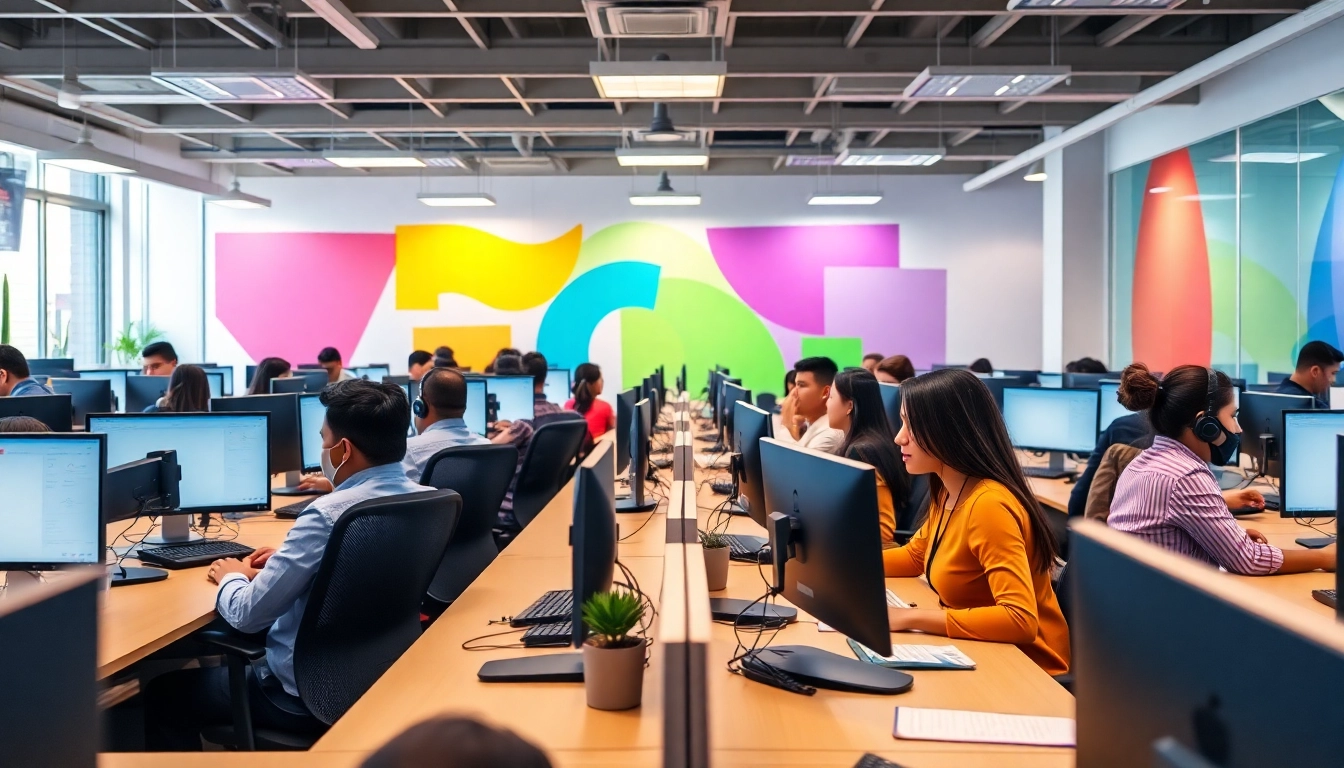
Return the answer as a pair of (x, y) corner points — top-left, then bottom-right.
(1108, 435), (1283, 575)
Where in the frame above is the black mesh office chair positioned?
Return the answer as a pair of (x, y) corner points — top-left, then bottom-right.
(509, 419), (588, 530)
(420, 444), (518, 607)
(755, 392), (778, 413)
(199, 489), (462, 750)
(534, 409), (592, 472)
(893, 474), (932, 545)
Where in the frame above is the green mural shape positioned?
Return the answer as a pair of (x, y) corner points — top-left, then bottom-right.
(578, 222), (734, 294)
(801, 337), (863, 369)
(1209, 240), (1304, 375)
(620, 278), (785, 400)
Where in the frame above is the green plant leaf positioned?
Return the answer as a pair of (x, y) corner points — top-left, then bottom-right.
(698, 528), (727, 549)
(580, 589), (645, 648)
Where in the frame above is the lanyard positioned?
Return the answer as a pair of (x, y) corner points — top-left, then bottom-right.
(924, 477), (971, 604)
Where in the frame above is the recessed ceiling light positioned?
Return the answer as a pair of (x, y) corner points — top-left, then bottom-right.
(904, 66), (1071, 100)
(323, 152), (426, 168)
(630, 171), (701, 206)
(207, 181), (271, 209)
(839, 148), (945, 167)
(1008, 0), (1181, 7)
(785, 155), (841, 167)
(1209, 151), (1330, 164)
(39, 126), (138, 175)
(591, 58), (726, 99)
(417, 193), (497, 207)
(808, 193), (883, 206)
(615, 147), (710, 167)
(152, 69), (332, 101)
(1024, 161), (1048, 182)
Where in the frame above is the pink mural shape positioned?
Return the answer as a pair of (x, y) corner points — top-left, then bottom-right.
(823, 267), (946, 369)
(706, 224), (900, 334)
(216, 233), (395, 365)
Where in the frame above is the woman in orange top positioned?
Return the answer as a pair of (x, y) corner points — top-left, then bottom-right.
(826, 368), (912, 546)
(883, 369), (1070, 675)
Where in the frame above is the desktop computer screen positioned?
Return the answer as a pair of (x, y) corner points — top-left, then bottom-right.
(352, 365), (391, 382)
(616, 388), (637, 476)
(200, 365), (234, 396)
(1099, 381), (1127, 432)
(125, 375), (169, 413)
(1281, 410), (1344, 517)
(464, 378), (487, 436)
(76, 369), (131, 412)
(721, 381), (749, 450)
(1240, 391), (1315, 476)
(878, 382), (902, 437)
(211, 394), (303, 476)
(50, 379), (112, 428)
(269, 377), (308, 395)
(489, 375), (535, 423)
(204, 370), (225, 400)
(544, 368), (571, 407)
(0, 434), (105, 570)
(734, 401), (774, 528)
(1037, 373), (1063, 388)
(1002, 387), (1099, 454)
(0, 394), (74, 432)
(89, 413), (270, 513)
(27, 358), (74, 376)
(298, 393), (328, 473)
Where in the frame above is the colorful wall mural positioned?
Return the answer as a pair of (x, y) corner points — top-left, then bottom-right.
(216, 222), (947, 397)
(1112, 90), (1344, 382)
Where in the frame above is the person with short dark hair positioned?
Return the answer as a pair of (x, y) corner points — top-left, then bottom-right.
(247, 357), (292, 396)
(779, 356), (843, 454)
(317, 346), (355, 384)
(141, 341), (178, 377)
(153, 364), (211, 413)
(491, 353), (524, 377)
(968, 358), (993, 375)
(432, 346), (458, 370)
(484, 348), (522, 375)
(875, 355), (916, 385)
(1065, 357), (1108, 374)
(144, 380), (428, 751)
(408, 350), (433, 381)
(0, 344), (54, 397)
(492, 351), (565, 529)
(1275, 340), (1344, 409)
(401, 366), (490, 481)
(565, 363), (614, 440)
(359, 716), (552, 768)
(861, 353), (884, 373)
(0, 415), (51, 432)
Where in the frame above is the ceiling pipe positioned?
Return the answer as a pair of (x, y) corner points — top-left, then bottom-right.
(511, 133), (534, 157)
(963, 0), (1344, 192)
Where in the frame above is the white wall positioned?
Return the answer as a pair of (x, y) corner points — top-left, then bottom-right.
(145, 182), (204, 362)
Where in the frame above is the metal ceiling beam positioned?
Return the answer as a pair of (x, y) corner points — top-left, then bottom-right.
(947, 127), (981, 146)
(443, 0), (490, 49)
(845, 0), (884, 48)
(500, 76), (534, 115)
(803, 75), (834, 114)
(1057, 16), (1089, 36)
(394, 76), (445, 117)
(1096, 14), (1164, 46)
(367, 131), (399, 148)
(301, 0), (381, 49)
(970, 13), (1022, 47)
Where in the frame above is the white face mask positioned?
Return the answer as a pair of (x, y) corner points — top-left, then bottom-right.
(320, 441), (348, 485)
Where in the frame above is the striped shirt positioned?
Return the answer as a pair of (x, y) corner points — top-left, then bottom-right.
(1109, 435), (1283, 575)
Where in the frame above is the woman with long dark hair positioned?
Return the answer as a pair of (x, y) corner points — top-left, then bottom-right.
(564, 363), (614, 440)
(158, 364), (211, 413)
(884, 369), (1069, 675)
(827, 369), (912, 546)
(247, 357), (292, 396)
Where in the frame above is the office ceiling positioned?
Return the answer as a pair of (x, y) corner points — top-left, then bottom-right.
(0, 0), (1317, 176)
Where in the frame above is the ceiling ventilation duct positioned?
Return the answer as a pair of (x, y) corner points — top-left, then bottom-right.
(584, 1), (729, 38)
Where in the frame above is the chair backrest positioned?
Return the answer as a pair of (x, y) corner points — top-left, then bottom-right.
(755, 392), (778, 413)
(899, 474), (931, 533)
(535, 409), (592, 467)
(511, 419), (589, 529)
(420, 444), (518, 604)
(292, 489), (461, 724)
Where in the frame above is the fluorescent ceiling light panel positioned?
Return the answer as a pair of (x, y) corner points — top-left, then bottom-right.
(1209, 151), (1330, 164)
(615, 147), (709, 167)
(268, 158), (335, 169)
(839, 148), (945, 167)
(808, 193), (883, 206)
(323, 152), (426, 168)
(39, 131), (138, 175)
(422, 156), (469, 169)
(904, 66), (1071, 100)
(629, 192), (702, 206)
(785, 155), (840, 167)
(417, 193), (497, 207)
(591, 60), (726, 99)
(152, 70), (331, 101)
(207, 181), (271, 209)
(1008, 0), (1180, 7)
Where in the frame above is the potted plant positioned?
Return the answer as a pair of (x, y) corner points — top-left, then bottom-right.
(699, 529), (730, 592)
(580, 589), (647, 711)
(107, 321), (163, 366)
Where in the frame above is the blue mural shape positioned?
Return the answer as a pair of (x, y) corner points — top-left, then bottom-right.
(537, 261), (661, 372)
(1306, 157), (1344, 348)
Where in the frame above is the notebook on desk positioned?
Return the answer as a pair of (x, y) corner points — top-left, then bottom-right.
(892, 707), (1075, 747)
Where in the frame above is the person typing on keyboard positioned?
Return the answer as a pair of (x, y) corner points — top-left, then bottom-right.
(143, 380), (431, 751)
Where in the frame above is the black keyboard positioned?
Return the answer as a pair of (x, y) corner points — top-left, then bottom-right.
(726, 534), (770, 563)
(1022, 466), (1075, 479)
(711, 480), (734, 495)
(652, 457), (673, 470)
(1313, 589), (1337, 609)
(274, 498), (315, 520)
(137, 540), (256, 569)
(510, 589), (573, 627)
(522, 621), (573, 647)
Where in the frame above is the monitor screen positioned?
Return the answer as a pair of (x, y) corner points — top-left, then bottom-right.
(90, 414), (270, 512)
(1099, 382), (1127, 432)
(76, 370), (129, 412)
(204, 371), (224, 400)
(1332, 387), (1344, 410)
(544, 368), (571, 407)
(489, 376), (535, 423)
(0, 435), (103, 568)
(352, 365), (391, 382)
(1282, 410), (1344, 516)
(298, 394), (328, 473)
(1002, 387), (1099, 453)
(464, 378), (487, 436)
(1038, 373), (1063, 389)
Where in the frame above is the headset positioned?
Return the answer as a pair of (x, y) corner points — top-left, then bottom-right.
(412, 367), (465, 420)
(1192, 367), (1224, 444)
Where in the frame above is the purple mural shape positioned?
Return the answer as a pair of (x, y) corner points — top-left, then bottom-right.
(706, 224), (900, 334)
(823, 267), (947, 368)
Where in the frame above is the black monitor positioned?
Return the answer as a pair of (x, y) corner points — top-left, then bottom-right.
(75, 369), (132, 412)
(1063, 372), (1110, 390)
(1071, 521), (1344, 766)
(104, 449), (181, 586)
(0, 394), (73, 432)
(211, 393), (305, 494)
(203, 370), (225, 400)
(544, 368), (571, 407)
(269, 376), (309, 395)
(125, 374), (169, 413)
(1239, 391), (1314, 479)
(733, 401), (774, 528)
(1001, 387), (1100, 478)
(1267, 371), (1290, 384)
(297, 393), (328, 474)
(751, 437), (911, 693)
(27, 358), (74, 376)
(383, 374), (410, 389)
(245, 364), (258, 386)
(999, 369), (1040, 386)
(49, 378), (113, 429)
(616, 398), (656, 513)
(1280, 410), (1344, 522)
(199, 365), (234, 396)
(0, 433), (105, 571)
(878, 382), (902, 436)
(720, 381), (750, 451)
(977, 375), (1026, 411)
(616, 387), (637, 476)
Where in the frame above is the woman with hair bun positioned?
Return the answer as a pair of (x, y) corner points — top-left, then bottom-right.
(1108, 363), (1336, 575)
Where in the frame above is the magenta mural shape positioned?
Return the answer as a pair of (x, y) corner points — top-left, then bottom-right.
(216, 232), (395, 364)
(823, 267), (947, 368)
(705, 224), (901, 334)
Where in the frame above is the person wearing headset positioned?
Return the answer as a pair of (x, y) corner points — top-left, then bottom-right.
(1109, 364), (1336, 575)
(400, 367), (491, 482)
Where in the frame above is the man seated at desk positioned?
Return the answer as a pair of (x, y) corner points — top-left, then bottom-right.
(1274, 340), (1343, 409)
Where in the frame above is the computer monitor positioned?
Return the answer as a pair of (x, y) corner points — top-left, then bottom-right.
(104, 449), (181, 585)
(0, 394), (73, 432)
(90, 413), (270, 541)
(1099, 381), (1127, 432)
(1281, 410), (1344, 520)
(1000, 369), (1040, 386)
(298, 393), (328, 474)
(489, 375), (535, 424)
(931, 363), (964, 371)
(351, 364), (391, 381)
(26, 358), (74, 376)
(269, 376), (309, 395)
(49, 378), (112, 428)
(721, 381), (750, 451)
(1332, 387), (1344, 410)
(544, 368), (571, 407)
(125, 374), (169, 413)
(1002, 387), (1100, 477)
(75, 369), (131, 412)
(464, 378), (487, 437)
(616, 398), (656, 513)
(1038, 373), (1063, 388)
(383, 374), (410, 389)
(245, 364), (258, 386)
(616, 387), (637, 476)
(1063, 372), (1110, 390)
(977, 375), (1026, 411)
(734, 401), (774, 528)
(1267, 371), (1290, 384)
(751, 437), (910, 693)
(199, 365), (234, 396)
(878, 382), (902, 437)
(1239, 391), (1314, 479)
(204, 370), (225, 400)
(211, 394), (305, 494)
(1071, 520), (1344, 767)
(0, 433), (105, 570)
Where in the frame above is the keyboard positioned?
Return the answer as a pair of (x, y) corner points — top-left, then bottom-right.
(1022, 466), (1075, 479)
(711, 480), (734, 495)
(726, 534), (767, 562)
(510, 589), (574, 627)
(652, 457), (673, 470)
(1313, 589), (1337, 609)
(522, 621), (573, 647)
(137, 540), (256, 569)
(274, 498), (315, 520)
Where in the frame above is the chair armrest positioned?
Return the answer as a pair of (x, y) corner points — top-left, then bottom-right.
(893, 529), (917, 546)
(1052, 673), (1074, 693)
(199, 629), (267, 661)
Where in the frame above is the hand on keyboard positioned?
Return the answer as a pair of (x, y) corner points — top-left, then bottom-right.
(247, 546), (277, 569)
(207, 558), (259, 585)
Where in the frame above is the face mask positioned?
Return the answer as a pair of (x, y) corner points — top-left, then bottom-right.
(1207, 425), (1240, 467)
(320, 441), (348, 485)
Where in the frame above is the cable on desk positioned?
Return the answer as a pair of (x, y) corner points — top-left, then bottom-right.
(619, 505), (661, 542)
(461, 626), (528, 651)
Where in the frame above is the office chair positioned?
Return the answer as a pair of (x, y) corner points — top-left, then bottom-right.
(755, 392), (778, 413)
(1051, 561), (1074, 693)
(893, 474), (931, 546)
(199, 489), (462, 750)
(534, 409), (591, 471)
(508, 419), (588, 531)
(420, 444), (518, 608)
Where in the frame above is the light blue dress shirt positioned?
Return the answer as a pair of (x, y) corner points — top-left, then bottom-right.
(214, 462), (429, 697)
(401, 417), (490, 482)
(9, 377), (54, 397)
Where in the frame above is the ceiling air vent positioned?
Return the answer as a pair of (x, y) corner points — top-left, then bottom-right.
(481, 156), (568, 173)
(584, 1), (730, 39)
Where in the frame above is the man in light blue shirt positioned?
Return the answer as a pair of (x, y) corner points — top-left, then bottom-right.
(0, 344), (54, 397)
(402, 366), (490, 481)
(144, 379), (429, 750)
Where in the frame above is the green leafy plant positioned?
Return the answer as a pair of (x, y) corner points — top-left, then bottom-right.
(106, 321), (163, 366)
(698, 529), (728, 549)
(49, 316), (70, 357)
(1, 274), (10, 346)
(580, 590), (645, 649)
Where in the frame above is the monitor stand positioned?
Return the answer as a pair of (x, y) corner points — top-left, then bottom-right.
(141, 514), (203, 545)
(743, 646), (913, 695)
(1297, 535), (1337, 549)
(110, 565), (168, 587)
(1022, 452), (1073, 479)
(616, 495), (658, 514)
(709, 598), (796, 626)
(272, 470), (316, 497)
(478, 653), (584, 683)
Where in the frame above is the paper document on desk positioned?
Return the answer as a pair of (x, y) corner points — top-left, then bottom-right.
(848, 639), (975, 670)
(892, 707), (1075, 747)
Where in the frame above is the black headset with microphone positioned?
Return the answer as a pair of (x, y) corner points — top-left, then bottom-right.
(1192, 368), (1224, 444)
(413, 367), (465, 420)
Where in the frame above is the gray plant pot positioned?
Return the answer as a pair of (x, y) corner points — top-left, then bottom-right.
(582, 640), (646, 711)
(703, 544), (730, 592)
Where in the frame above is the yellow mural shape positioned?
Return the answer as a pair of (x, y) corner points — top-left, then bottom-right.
(396, 224), (583, 311)
(413, 325), (511, 373)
